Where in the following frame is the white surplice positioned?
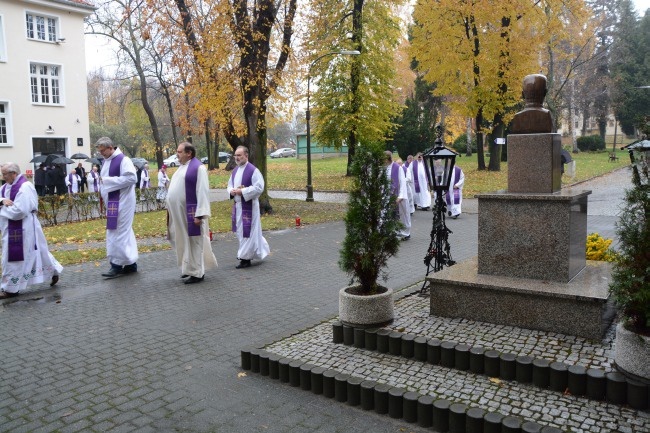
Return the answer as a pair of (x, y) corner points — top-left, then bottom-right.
(65, 173), (81, 193)
(157, 170), (169, 201)
(99, 148), (139, 267)
(227, 163), (270, 261)
(446, 166), (465, 217)
(403, 164), (415, 214)
(166, 160), (217, 278)
(386, 163), (411, 238)
(87, 171), (101, 193)
(408, 161), (432, 209)
(140, 169), (150, 189)
(0, 175), (63, 293)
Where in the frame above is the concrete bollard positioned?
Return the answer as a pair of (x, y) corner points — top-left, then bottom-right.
(388, 387), (405, 419)
(469, 346), (485, 374)
(417, 395), (435, 428)
(414, 336), (428, 361)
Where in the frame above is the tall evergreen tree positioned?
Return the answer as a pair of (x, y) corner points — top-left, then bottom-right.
(611, 2), (650, 136)
(389, 73), (442, 159)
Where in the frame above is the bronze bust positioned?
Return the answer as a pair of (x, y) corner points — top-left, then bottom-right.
(510, 74), (553, 134)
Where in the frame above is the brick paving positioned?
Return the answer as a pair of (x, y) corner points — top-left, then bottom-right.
(1, 168), (642, 433)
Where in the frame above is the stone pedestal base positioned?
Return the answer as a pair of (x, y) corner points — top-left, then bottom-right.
(508, 133), (562, 193)
(429, 258), (613, 340)
(477, 189), (591, 282)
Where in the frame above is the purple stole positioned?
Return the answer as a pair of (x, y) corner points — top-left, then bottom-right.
(106, 153), (125, 230)
(184, 158), (202, 236)
(68, 173), (74, 193)
(446, 166), (462, 205)
(231, 163), (256, 238)
(390, 163), (400, 196)
(2, 175), (29, 262)
(412, 160), (421, 193)
(90, 172), (98, 191)
(402, 165), (408, 176)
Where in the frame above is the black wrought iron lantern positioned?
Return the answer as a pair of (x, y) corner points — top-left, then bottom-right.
(420, 127), (459, 295)
(422, 137), (459, 195)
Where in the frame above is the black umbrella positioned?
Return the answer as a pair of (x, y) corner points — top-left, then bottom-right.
(561, 149), (573, 163)
(71, 153), (90, 159)
(51, 156), (75, 164)
(30, 155), (49, 163)
(132, 160), (146, 169)
(86, 157), (102, 165)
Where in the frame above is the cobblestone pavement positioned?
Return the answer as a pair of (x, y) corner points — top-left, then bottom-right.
(0, 168), (639, 433)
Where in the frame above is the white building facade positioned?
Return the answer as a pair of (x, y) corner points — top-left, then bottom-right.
(0, 0), (95, 177)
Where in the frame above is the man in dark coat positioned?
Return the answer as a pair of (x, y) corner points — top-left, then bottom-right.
(34, 163), (46, 196)
(75, 163), (87, 193)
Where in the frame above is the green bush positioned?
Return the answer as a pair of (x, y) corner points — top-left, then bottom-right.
(576, 135), (606, 151)
(609, 157), (650, 333)
(339, 145), (402, 294)
(452, 134), (477, 154)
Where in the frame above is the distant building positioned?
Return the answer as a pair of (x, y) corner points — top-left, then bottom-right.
(295, 132), (348, 160)
(0, 0), (96, 176)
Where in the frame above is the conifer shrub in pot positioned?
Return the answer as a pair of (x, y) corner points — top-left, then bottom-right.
(610, 152), (650, 381)
(338, 144), (402, 327)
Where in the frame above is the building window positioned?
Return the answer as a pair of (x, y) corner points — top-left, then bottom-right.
(30, 63), (62, 105)
(25, 12), (57, 42)
(0, 102), (12, 146)
(0, 15), (6, 62)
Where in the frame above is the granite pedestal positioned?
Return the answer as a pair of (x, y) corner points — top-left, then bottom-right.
(429, 258), (613, 340)
(508, 133), (562, 193)
(477, 189), (591, 282)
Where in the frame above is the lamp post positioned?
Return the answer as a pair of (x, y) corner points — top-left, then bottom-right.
(420, 125), (459, 294)
(306, 49), (360, 202)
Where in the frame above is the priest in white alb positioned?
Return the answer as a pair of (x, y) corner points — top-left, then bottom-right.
(408, 152), (432, 210)
(95, 137), (139, 279)
(385, 152), (411, 240)
(445, 165), (465, 218)
(227, 145), (270, 269)
(0, 163), (62, 299)
(166, 142), (217, 284)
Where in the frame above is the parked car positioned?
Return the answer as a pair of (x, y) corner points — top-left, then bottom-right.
(163, 154), (179, 167)
(200, 152), (231, 164)
(270, 147), (296, 158)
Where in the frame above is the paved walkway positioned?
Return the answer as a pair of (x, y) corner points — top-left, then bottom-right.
(0, 168), (637, 433)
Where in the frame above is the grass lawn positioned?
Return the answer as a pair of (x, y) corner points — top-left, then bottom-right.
(45, 149), (630, 266)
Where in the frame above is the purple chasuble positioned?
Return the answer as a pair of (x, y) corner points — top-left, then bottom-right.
(412, 160), (421, 193)
(2, 175), (29, 262)
(106, 153), (125, 230)
(184, 158), (202, 236)
(231, 163), (256, 238)
(446, 166), (462, 206)
(390, 163), (400, 196)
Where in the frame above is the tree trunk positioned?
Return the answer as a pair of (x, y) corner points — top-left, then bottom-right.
(346, 0), (364, 176)
(475, 110), (486, 170)
(466, 117), (472, 156)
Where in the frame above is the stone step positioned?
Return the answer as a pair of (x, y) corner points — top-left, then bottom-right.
(253, 288), (649, 432)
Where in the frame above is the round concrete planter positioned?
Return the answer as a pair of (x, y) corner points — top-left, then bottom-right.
(339, 285), (394, 327)
(614, 322), (650, 381)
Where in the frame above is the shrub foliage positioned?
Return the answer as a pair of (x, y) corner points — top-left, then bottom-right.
(339, 145), (402, 294)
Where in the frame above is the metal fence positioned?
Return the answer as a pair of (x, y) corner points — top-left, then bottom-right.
(38, 188), (166, 227)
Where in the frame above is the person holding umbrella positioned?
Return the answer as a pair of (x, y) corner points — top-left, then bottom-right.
(75, 163), (87, 193)
(34, 163), (46, 196)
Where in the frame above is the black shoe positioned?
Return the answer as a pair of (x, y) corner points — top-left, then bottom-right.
(181, 274), (189, 279)
(0, 290), (19, 299)
(184, 275), (204, 284)
(123, 263), (138, 274)
(101, 268), (123, 279)
(236, 260), (252, 269)
(401, 235), (410, 241)
(50, 275), (59, 286)
(421, 207), (430, 211)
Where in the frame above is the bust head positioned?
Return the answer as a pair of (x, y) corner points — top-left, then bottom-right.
(510, 73), (553, 134)
(522, 74), (547, 108)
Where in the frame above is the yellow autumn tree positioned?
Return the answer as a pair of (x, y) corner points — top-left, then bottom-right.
(411, 0), (591, 170)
